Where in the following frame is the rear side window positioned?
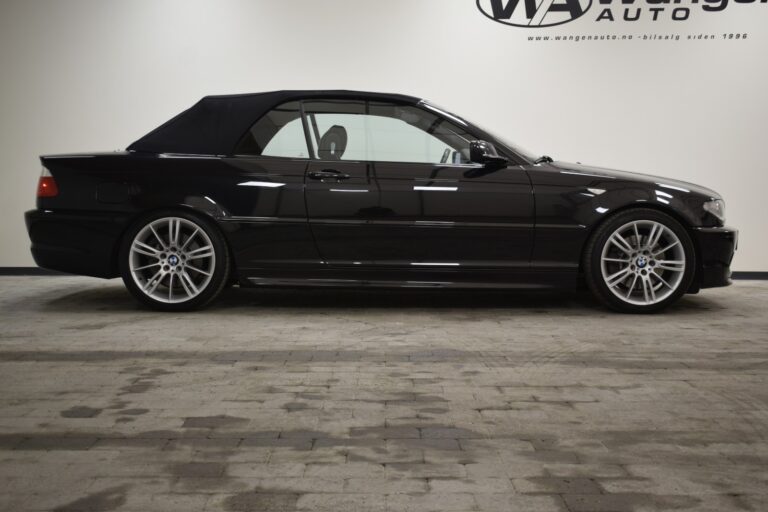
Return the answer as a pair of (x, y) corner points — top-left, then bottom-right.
(234, 101), (309, 158)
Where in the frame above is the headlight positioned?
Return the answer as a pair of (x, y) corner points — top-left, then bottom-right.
(703, 199), (725, 223)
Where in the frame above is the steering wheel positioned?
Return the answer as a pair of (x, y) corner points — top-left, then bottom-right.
(440, 148), (450, 164)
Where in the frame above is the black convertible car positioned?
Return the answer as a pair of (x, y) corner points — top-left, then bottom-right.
(25, 90), (736, 312)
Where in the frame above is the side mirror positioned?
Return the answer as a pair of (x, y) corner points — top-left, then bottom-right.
(470, 140), (508, 167)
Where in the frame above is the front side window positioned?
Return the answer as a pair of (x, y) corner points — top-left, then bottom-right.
(302, 100), (473, 164)
(234, 101), (309, 158)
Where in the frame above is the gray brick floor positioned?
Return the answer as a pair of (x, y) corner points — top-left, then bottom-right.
(0, 276), (766, 511)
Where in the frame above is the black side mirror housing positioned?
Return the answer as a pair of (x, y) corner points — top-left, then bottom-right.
(470, 140), (508, 168)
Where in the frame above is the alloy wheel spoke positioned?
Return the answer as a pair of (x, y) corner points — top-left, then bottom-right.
(186, 245), (214, 260)
(656, 260), (685, 272)
(149, 225), (166, 248)
(644, 223), (657, 251)
(632, 222), (641, 247)
(179, 271), (199, 297)
(132, 240), (161, 258)
(653, 240), (679, 257)
(650, 271), (673, 289)
(186, 264), (211, 276)
(625, 274), (639, 299)
(646, 223), (664, 251)
(132, 262), (160, 272)
(169, 219), (181, 246)
(606, 267), (632, 288)
(609, 234), (634, 256)
(180, 228), (199, 251)
(640, 277), (650, 303)
(642, 276), (656, 303)
(187, 253), (214, 261)
(143, 269), (164, 294)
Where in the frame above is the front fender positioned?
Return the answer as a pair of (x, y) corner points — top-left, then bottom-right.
(529, 169), (711, 270)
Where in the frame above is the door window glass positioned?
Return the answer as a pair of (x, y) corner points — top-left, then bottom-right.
(303, 100), (473, 164)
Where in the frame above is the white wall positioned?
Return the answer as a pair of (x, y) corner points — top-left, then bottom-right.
(1, 0), (766, 270)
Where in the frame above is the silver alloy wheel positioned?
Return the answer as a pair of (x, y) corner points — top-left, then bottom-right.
(600, 220), (686, 306)
(129, 217), (215, 304)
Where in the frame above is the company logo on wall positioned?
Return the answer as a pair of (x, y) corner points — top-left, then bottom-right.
(476, 0), (766, 26)
(477, 0), (591, 27)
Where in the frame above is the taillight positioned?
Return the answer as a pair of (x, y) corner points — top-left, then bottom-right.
(37, 168), (58, 197)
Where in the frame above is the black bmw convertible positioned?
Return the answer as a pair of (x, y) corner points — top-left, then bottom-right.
(25, 90), (737, 312)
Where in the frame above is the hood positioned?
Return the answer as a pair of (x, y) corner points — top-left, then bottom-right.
(551, 161), (721, 199)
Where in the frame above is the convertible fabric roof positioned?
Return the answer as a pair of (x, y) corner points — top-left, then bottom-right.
(127, 90), (421, 155)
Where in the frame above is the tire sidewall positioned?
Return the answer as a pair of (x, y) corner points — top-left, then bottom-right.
(585, 209), (696, 313)
(119, 210), (230, 311)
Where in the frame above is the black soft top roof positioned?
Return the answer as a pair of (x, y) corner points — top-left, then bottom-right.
(127, 90), (421, 156)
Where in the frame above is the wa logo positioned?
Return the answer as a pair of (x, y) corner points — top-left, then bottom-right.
(476, 0), (593, 27)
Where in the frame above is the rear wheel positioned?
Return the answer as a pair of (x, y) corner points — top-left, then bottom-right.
(120, 211), (230, 311)
(584, 208), (695, 313)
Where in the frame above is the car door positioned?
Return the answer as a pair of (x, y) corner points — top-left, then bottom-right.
(219, 101), (320, 270)
(302, 99), (534, 276)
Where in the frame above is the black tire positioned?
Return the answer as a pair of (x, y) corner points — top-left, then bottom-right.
(119, 210), (231, 311)
(583, 208), (696, 313)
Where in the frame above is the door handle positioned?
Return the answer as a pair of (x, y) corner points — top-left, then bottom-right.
(308, 170), (350, 181)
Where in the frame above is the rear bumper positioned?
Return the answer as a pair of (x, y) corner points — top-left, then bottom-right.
(24, 209), (131, 278)
(691, 226), (738, 289)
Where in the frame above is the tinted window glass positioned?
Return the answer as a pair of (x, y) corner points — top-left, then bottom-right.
(234, 101), (309, 158)
(303, 100), (473, 164)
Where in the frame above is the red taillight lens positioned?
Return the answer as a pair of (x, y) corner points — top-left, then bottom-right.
(37, 176), (59, 197)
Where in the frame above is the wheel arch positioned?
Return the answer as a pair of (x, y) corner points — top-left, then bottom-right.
(109, 204), (236, 279)
(576, 202), (702, 291)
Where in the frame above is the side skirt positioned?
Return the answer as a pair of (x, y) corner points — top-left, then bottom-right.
(237, 267), (579, 290)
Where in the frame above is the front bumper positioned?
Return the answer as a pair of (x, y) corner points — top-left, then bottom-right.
(691, 226), (738, 289)
(25, 209), (131, 278)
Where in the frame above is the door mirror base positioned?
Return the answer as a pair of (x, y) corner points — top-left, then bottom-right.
(470, 141), (508, 168)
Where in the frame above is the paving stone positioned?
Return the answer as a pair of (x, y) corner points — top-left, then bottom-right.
(295, 492), (386, 512)
(512, 476), (604, 494)
(207, 490), (299, 511)
(91, 437), (170, 450)
(349, 426), (420, 439)
(240, 437), (312, 450)
(428, 477), (513, 494)
(228, 462), (306, 478)
(386, 462), (466, 478)
(268, 448), (347, 464)
(421, 426), (485, 439)
(164, 437), (242, 451)
(171, 461), (227, 478)
(397, 438), (462, 451)
(474, 493), (569, 512)
(344, 476), (428, 494)
(181, 415), (249, 428)
(385, 492), (477, 511)
(562, 492), (702, 511)
(15, 436), (98, 451)
(542, 463), (628, 478)
(305, 461), (385, 478)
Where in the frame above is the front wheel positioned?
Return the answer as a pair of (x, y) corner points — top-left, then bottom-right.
(120, 211), (230, 311)
(584, 209), (696, 313)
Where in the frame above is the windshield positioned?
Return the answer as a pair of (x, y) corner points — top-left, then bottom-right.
(420, 101), (540, 163)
